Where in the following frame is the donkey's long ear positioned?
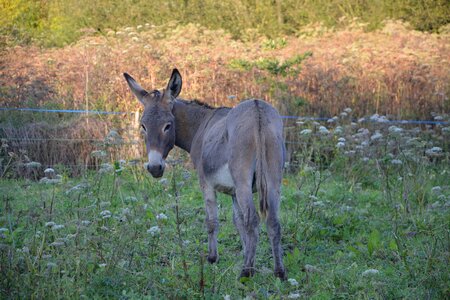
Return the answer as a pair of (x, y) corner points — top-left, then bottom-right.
(123, 73), (149, 105)
(166, 69), (182, 98)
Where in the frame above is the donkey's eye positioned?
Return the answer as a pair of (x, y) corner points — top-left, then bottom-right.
(163, 123), (172, 133)
(141, 124), (147, 132)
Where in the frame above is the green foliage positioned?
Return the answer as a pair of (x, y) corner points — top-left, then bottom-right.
(1, 0), (449, 47)
(229, 52), (312, 76)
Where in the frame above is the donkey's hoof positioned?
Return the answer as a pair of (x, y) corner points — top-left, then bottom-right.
(239, 268), (255, 279)
(274, 268), (287, 281)
(207, 254), (218, 264)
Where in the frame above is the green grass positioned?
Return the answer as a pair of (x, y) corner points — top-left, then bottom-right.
(0, 155), (448, 299)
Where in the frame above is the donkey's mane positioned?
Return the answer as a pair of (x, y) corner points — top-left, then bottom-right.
(178, 99), (227, 110)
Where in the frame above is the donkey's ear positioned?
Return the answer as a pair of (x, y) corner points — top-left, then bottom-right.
(123, 73), (149, 105)
(166, 69), (182, 98)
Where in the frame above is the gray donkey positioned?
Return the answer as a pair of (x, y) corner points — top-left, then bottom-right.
(124, 69), (286, 279)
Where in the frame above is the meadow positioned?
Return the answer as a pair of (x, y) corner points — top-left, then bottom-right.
(1, 111), (448, 299)
(1, 4), (449, 298)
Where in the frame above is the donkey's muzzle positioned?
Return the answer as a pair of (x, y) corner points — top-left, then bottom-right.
(147, 150), (165, 178)
(147, 163), (164, 178)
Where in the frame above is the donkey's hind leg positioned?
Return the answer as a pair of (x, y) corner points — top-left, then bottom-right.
(266, 188), (286, 280)
(201, 184), (219, 263)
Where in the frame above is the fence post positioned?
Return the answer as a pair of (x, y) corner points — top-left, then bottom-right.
(132, 110), (141, 157)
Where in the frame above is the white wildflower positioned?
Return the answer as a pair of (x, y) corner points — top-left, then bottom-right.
(336, 142), (346, 149)
(52, 224), (65, 230)
(47, 262), (57, 268)
(44, 168), (55, 178)
(0, 228), (9, 233)
(318, 126), (329, 134)
(391, 159), (403, 165)
(65, 182), (89, 194)
(338, 137), (346, 143)
(159, 178), (169, 186)
(327, 116), (338, 123)
(131, 36), (139, 42)
(81, 220), (91, 226)
(425, 147), (443, 156)
(362, 269), (380, 276)
(434, 115), (443, 121)
(370, 114), (380, 121)
(40, 177), (62, 184)
(312, 201), (325, 207)
(98, 263), (107, 268)
(388, 126), (403, 134)
(224, 295), (231, 300)
(45, 221), (56, 228)
(344, 150), (356, 157)
(288, 278), (299, 286)
(370, 131), (383, 141)
(343, 107), (352, 113)
(334, 126), (343, 134)
(358, 117), (366, 123)
(100, 210), (112, 219)
(288, 293), (301, 299)
(147, 226), (161, 236)
(340, 112), (348, 118)
(156, 213), (168, 220)
(300, 129), (312, 136)
(124, 196), (138, 203)
(431, 186), (442, 195)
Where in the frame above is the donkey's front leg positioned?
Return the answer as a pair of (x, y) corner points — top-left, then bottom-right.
(202, 185), (219, 263)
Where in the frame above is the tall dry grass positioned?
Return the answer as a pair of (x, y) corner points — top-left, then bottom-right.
(1, 21), (448, 119)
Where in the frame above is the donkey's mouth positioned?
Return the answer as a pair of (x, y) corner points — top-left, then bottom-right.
(149, 170), (164, 178)
(147, 164), (165, 178)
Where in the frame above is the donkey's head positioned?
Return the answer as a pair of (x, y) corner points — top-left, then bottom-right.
(124, 69), (182, 178)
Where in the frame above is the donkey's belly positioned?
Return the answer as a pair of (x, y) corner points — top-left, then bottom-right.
(208, 164), (235, 195)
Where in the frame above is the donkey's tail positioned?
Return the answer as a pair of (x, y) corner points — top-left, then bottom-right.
(254, 102), (269, 220)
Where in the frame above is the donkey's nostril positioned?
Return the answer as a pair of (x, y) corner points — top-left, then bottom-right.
(158, 164), (163, 171)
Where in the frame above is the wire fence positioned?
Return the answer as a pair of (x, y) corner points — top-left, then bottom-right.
(1, 106), (448, 172)
(1, 107), (448, 125)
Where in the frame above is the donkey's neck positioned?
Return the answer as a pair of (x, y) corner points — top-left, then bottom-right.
(172, 99), (215, 153)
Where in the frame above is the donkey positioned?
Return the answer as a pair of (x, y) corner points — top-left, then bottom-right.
(124, 69), (286, 279)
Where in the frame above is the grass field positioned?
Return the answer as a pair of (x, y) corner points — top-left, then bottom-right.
(1, 116), (449, 299)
